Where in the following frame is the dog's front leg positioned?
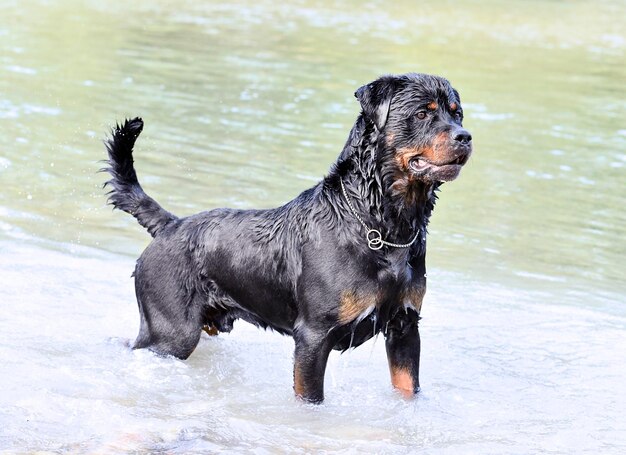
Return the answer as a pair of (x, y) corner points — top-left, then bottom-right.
(384, 309), (421, 398)
(293, 326), (333, 404)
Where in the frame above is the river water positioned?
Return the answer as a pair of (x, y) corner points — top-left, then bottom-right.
(1, 1), (625, 453)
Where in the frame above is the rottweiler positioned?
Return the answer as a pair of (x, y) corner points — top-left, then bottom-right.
(103, 73), (472, 403)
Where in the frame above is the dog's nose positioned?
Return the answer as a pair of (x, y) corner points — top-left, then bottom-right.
(453, 129), (472, 145)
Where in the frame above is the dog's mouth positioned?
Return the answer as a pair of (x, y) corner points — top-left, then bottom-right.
(408, 152), (471, 181)
(409, 153), (469, 171)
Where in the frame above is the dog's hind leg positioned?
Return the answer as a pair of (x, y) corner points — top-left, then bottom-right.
(132, 292), (204, 360)
(131, 260), (205, 360)
(292, 325), (334, 403)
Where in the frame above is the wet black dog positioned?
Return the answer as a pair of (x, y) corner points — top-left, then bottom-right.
(104, 73), (472, 403)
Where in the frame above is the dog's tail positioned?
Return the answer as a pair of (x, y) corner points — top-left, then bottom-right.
(103, 117), (177, 237)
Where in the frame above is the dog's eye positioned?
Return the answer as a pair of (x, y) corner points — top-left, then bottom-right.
(416, 111), (427, 120)
(454, 111), (463, 121)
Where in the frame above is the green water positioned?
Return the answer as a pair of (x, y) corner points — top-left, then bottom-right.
(1, 1), (624, 299)
(1, 0), (624, 309)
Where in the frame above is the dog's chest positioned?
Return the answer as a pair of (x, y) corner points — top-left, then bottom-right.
(337, 256), (426, 325)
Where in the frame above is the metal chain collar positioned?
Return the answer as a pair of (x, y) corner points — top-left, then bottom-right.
(339, 178), (420, 250)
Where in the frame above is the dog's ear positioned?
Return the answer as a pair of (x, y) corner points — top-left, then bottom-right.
(354, 76), (398, 131)
(451, 88), (461, 104)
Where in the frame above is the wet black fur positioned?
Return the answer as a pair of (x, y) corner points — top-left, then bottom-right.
(103, 73), (470, 403)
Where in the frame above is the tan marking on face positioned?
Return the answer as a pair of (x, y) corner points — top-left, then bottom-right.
(392, 131), (452, 203)
(394, 132), (449, 171)
(338, 290), (379, 325)
(420, 132), (449, 162)
(427, 101), (438, 110)
(394, 147), (412, 170)
(386, 132), (396, 147)
(395, 146), (424, 170)
(450, 102), (458, 111)
(389, 365), (414, 398)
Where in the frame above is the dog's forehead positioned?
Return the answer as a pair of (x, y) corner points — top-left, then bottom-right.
(402, 78), (457, 105)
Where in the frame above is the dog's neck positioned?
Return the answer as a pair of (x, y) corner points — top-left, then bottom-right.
(328, 116), (438, 245)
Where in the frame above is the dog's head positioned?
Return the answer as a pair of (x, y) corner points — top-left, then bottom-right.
(355, 73), (472, 187)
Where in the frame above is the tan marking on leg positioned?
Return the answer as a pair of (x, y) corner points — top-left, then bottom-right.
(203, 325), (219, 336)
(293, 361), (305, 397)
(338, 290), (379, 325)
(402, 286), (426, 313)
(389, 365), (415, 398)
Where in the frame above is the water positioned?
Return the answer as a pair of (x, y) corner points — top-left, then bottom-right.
(1, 0), (625, 453)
